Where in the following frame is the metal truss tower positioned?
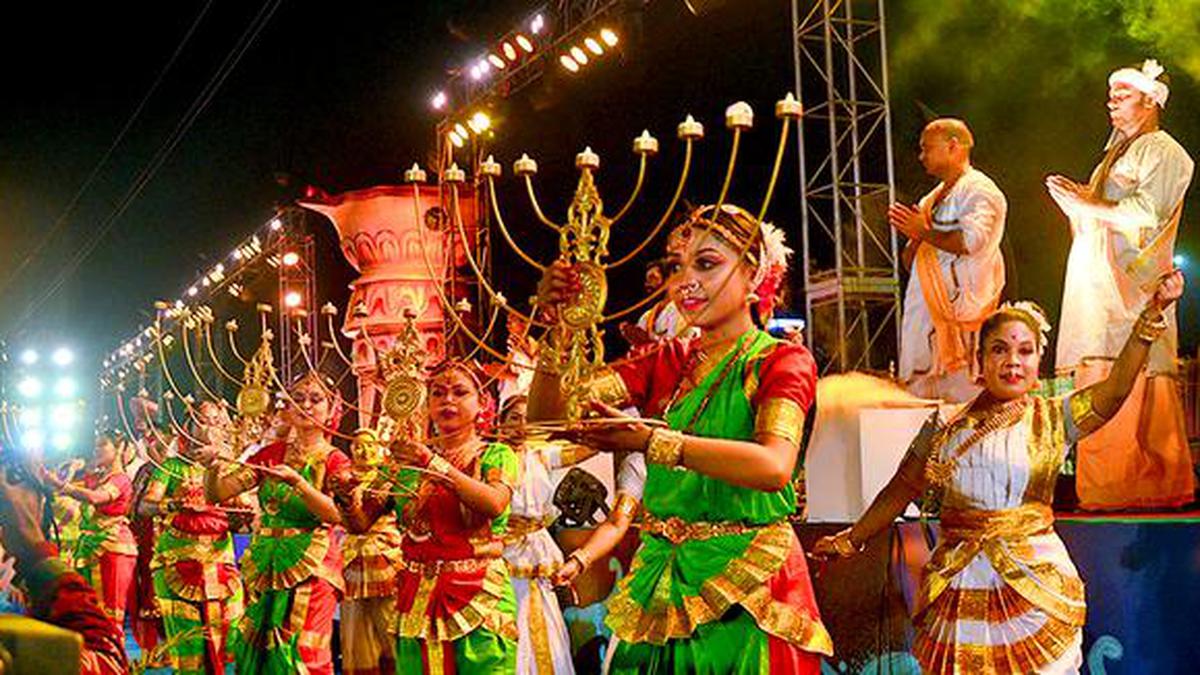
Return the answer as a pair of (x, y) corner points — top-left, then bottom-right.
(792, 0), (900, 374)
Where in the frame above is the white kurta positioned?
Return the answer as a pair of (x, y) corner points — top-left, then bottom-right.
(503, 448), (575, 675)
(1056, 130), (1194, 375)
(900, 167), (1007, 398)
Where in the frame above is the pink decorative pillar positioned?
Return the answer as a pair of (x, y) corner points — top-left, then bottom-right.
(300, 185), (477, 421)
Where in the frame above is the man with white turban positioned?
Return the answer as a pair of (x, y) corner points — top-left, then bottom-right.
(1047, 59), (1195, 510)
(890, 118), (1008, 402)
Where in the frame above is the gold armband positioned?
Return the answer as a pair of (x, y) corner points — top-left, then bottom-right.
(645, 428), (685, 468)
(585, 367), (630, 408)
(754, 398), (806, 447)
(831, 527), (865, 558)
(613, 492), (639, 520)
(1068, 387), (1109, 436)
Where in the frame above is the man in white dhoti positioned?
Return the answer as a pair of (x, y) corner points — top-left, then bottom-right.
(889, 118), (1007, 402)
(1047, 59), (1195, 510)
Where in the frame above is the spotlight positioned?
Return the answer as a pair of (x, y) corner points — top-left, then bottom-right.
(516, 35), (534, 53)
(284, 291), (303, 309)
(585, 37), (604, 55)
(22, 429), (45, 450)
(20, 349), (38, 365)
(448, 130), (465, 148)
(488, 54), (506, 69)
(431, 91), (448, 110)
(502, 42), (517, 61)
(54, 377), (77, 398)
(233, 249), (244, 260)
(52, 433), (73, 452)
(18, 377), (43, 399)
(600, 28), (619, 47)
(559, 54), (580, 73)
(454, 123), (469, 138)
(282, 251), (301, 266)
(49, 404), (78, 429)
(270, 218), (283, 230)
(1173, 253), (1188, 267)
(470, 112), (491, 133)
(531, 14), (545, 34)
(52, 347), (75, 366)
(19, 407), (43, 428)
(570, 46), (589, 65)
(188, 286), (199, 297)
(470, 64), (483, 81)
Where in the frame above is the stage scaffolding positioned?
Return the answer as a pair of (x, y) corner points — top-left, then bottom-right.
(792, 0), (900, 374)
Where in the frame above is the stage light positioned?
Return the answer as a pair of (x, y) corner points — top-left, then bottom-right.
(284, 291), (303, 309)
(516, 35), (534, 53)
(54, 377), (77, 398)
(585, 37), (604, 55)
(570, 46), (589, 65)
(270, 218), (283, 231)
(19, 407), (43, 429)
(470, 64), (484, 81)
(488, 54), (506, 69)
(282, 251), (301, 266)
(448, 130), (465, 148)
(1173, 253), (1187, 267)
(188, 286), (199, 297)
(454, 123), (469, 138)
(470, 112), (491, 133)
(431, 91), (447, 110)
(52, 433), (73, 452)
(49, 404), (78, 429)
(22, 429), (45, 450)
(20, 349), (38, 365)
(560, 54), (580, 72)
(502, 41), (518, 61)
(531, 14), (545, 34)
(600, 28), (619, 47)
(232, 249), (244, 260)
(18, 377), (43, 399)
(52, 347), (74, 367)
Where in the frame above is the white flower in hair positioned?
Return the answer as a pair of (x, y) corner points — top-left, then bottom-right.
(1142, 59), (1164, 80)
(751, 220), (793, 290)
(1000, 300), (1052, 348)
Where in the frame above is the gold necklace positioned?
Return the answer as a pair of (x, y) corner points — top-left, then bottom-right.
(923, 397), (1030, 488)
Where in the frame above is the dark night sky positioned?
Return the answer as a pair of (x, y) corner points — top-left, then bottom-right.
(3, 0), (1198, 382)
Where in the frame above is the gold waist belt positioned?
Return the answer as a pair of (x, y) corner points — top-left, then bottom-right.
(940, 503), (1055, 542)
(504, 515), (555, 543)
(404, 557), (494, 578)
(642, 515), (763, 545)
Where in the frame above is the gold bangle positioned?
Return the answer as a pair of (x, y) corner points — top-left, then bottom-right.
(645, 428), (685, 468)
(1134, 309), (1167, 343)
(567, 548), (592, 571)
(427, 455), (454, 477)
(832, 528), (864, 558)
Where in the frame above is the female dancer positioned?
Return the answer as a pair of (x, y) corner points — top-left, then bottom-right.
(140, 405), (245, 674)
(339, 427), (404, 675)
(813, 271), (1185, 673)
(531, 203), (833, 673)
(386, 360), (519, 673)
(204, 372), (349, 674)
(499, 395), (595, 674)
(47, 432), (138, 634)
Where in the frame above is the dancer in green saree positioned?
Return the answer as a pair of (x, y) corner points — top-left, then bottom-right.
(531, 204), (832, 674)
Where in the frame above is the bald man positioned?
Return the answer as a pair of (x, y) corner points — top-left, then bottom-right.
(889, 118), (1007, 402)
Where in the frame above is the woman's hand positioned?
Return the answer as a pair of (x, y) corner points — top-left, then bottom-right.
(256, 464), (304, 488)
(809, 535), (842, 561)
(40, 467), (65, 490)
(1151, 268), (1185, 310)
(536, 259), (583, 320)
(557, 401), (653, 453)
(553, 557), (584, 587)
(390, 439), (434, 468)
